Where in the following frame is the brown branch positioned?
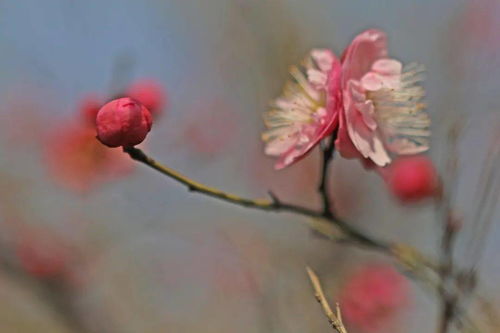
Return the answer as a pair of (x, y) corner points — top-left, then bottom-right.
(122, 146), (488, 331)
(123, 146), (390, 252)
(437, 124), (462, 333)
(306, 266), (348, 333)
(318, 132), (337, 218)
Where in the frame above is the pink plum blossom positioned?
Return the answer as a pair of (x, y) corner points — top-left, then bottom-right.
(262, 49), (342, 169)
(339, 263), (409, 331)
(336, 29), (430, 167)
(381, 155), (440, 203)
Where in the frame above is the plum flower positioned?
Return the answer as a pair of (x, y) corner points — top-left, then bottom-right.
(336, 29), (430, 166)
(381, 155), (440, 203)
(339, 264), (409, 331)
(262, 49), (342, 169)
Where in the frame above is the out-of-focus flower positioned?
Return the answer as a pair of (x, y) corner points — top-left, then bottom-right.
(339, 263), (409, 331)
(126, 79), (167, 118)
(45, 122), (133, 193)
(96, 98), (152, 148)
(180, 98), (238, 156)
(460, 0), (500, 56)
(15, 229), (73, 279)
(336, 29), (430, 167)
(79, 94), (103, 127)
(262, 49), (342, 170)
(382, 155), (440, 203)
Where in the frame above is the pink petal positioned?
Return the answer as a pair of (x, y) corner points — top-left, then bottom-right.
(372, 58), (402, 76)
(361, 59), (402, 91)
(360, 72), (386, 91)
(273, 52), (343, 170)
(344, 81), (391, 166)
(335, 104), (364, 159)
(311, 49), (334, 72)
(341, 29), (388, 83)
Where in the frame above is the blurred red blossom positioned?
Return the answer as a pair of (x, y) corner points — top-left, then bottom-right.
(45, 122), (133, 193)
(96, 98), (152, 148)
(460, 0), (500, 55)
(79, 94), (103, 126)
(381, 155), (440, 203)
(15, 229), (74, 279)
(126, 79), (167, 118)
(339, 263), (409, 331)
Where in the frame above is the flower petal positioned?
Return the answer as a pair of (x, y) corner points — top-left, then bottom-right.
(344, 81), (391, 166)
(372, 58), (402, 76)
(341, 29), (388, 84)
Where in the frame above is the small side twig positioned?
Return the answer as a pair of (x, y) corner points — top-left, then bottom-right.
(318, 132), (337, 218)
(437, 214), (459, 333)
(306, 266), (348, 333)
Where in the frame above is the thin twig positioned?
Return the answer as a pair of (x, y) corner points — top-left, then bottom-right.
(437, 214), (459, 333)
(121, 147), (486, 332)
(318, 132), (337, 218)
(123, 146), (390, 252)
(437, 124), (462, 333)
(306, 266), (348, 333)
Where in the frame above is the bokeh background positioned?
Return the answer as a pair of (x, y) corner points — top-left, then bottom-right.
(0, 0), (499, 332)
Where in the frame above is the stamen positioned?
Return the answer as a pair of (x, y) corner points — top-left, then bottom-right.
(370, 63), (430, 155)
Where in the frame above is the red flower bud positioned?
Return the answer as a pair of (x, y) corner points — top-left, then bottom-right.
(96, 98), (152, 148)
(126, 79), (166, 118)
(385, 156), (439, 203)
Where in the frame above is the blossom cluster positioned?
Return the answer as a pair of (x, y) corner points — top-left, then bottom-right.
(262, 29), (430, 171)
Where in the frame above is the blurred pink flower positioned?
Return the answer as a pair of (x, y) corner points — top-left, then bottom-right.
(339, 264), (409, 331)
(78, 94), (103, 127)
(126, 79), (167, 118)
(336, 29), (430, 167)
(461, 0), (500, 55)
(262, 49), (342, 170)
(45, 122), (133, 193)
(381, 155), (440, 203)
(15, 229), (73, 279)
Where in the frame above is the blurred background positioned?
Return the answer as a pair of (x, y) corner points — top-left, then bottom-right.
(0, 0), (499, 332)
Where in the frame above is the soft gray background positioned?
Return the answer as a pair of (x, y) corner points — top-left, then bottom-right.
(0, 0), (498, 332)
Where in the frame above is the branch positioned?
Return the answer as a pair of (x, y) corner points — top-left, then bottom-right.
(122, 147), (487, 332)
(306, 266), (348, 333)
(123, 146), (390, 252)
(437, 124), (462, 333)
(437, 214), (459, 333)
(318, 133), (337, 218)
